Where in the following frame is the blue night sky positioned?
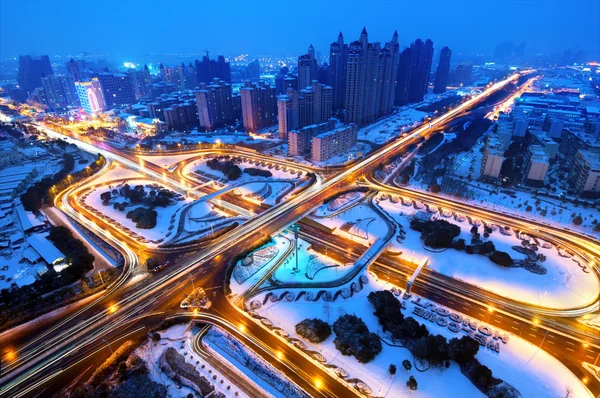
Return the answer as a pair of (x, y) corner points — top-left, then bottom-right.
(1, 0), (599, 59)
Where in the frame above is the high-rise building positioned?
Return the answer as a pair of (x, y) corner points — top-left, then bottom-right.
(344, 28), (399, 125)
(41, 75), (79, 110)
(408, 39), (434, 103)
(297, 44), (319, 89)
(243, 60), (261, 82)
(277, 81), (332, 139)
(394, 47), (413, 106)
(195, 54), (231, 84)
(275, 74), (298, 95)
(97, 72), (136, 108)
(454, 63), (473, 86)
(17, 55), (53, 93)
(65, 58), (81, 82)
(196, 78), (235, 131)
(163, 102), (198, 131)
(311, 124), (358, 161)
(240, 81), (276, 132)
(568, 150), (600, 195)
(329, 32), (348, 111)
(288, 120), (336, 157)
(187, 62), (198, 88)
(129, 65), (153, 100)
(523, 145), (549, 187)
(318, 64), (330, 86)
(75, 78), (106, 114)
(433, 47), (451, 94)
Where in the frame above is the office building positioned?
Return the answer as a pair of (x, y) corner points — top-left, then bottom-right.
(288, 120), (336, 157)
(297, 45), (319, 89)
(523, 145), (549, 186)
(277, 81), (332, 139)
(195, 54), (231, 84)
(311, 124), (358, 161)
(433, 47), (451, 94)
(41, 75), (79, 110)
(97, 72), (136, 108)
(196, 78), (235, 131)
(329, 32), (348, 111)
(240, 81), (276, 132)
(17, 55), (53, 94)
(345, 28), (399, 125)
(75, 78), (106, 114)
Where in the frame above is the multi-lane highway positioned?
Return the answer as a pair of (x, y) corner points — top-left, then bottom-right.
(4, 70), (596, 397)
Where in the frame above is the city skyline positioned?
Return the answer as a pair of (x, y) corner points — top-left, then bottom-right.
(1, 0), (599, 60)
(1, 2), (600, 397)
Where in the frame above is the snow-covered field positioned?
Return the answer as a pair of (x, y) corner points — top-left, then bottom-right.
(376, 195), (599, 310)
(253, 272), (592, 398)
(81, 178), (190, 245)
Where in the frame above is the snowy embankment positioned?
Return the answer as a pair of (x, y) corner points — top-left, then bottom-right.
(314, 202), (390, 247)
(205, 327), (309, 398)
(253, 272), (592, 398)
(135, 324), (245, 398)
(376, 195), (599, 310)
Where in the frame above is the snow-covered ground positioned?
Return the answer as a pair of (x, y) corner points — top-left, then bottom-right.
(90, 163), (145, 185)
(313, 202), (392, 248)
(81, 179), (190, 245)
(135, 324), (249, 398)
(312, 191), (366, 217)
(137, 153), (202, 169)
(271, 234), (350, 284)
(183, 158), (301, 206)
(253, 272), (592, 398)
(376, 194), (599, 310)
(268, 142), (372, 168)
(415, 178), (600, 239)
(358, 108), (428, 145)
(230, 235), (291, 297)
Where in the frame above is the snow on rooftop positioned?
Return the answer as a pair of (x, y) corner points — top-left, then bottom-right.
(27, 234), (65, 266)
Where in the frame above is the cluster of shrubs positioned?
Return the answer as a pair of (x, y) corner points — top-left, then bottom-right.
(368, 290), (504, 393)
(410, 219), (461, 248)
(333, 314), (382, 363)
(206, 157), (241, 180)
(244, 167), (272, 178)
(126, 207), (158, 229)
(410, 219), (514, 267)
(101, 184), (175, 208)
(295, 318), (331, 343)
